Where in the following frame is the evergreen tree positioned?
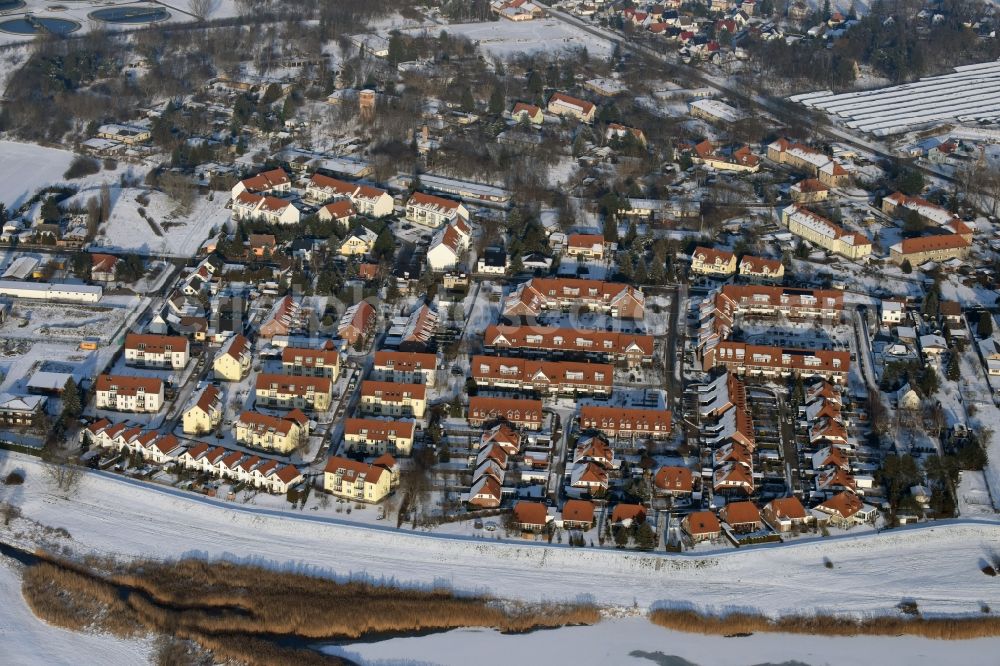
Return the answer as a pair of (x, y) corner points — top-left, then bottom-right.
(635, 522), (656, 550)
(488, 86), (505, 115)
(900, 259), (912, 274)
(62, 378), (82, 421)
(460, 87), (475, 113)
(946, 353), (961, 382)
(979, 312), (994, 339)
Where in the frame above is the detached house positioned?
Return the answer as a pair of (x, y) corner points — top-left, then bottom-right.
(653, 466), (694, 497)
(560, 499), (595, 530)
(406, 192), (470, 229)
(182, 385), (222, 435)
(762, 496), (811, 532)
(91, 253), (120, 283)
(512, 501), (551, 532)
(338, 226), (378, 256)
(566, 234), (606, 260)
(124, 333), (189, 370)
(427, 217), (472, 271)
(719, 501), (763, 533)
(813, 491), (877, 527)
(682, 510), (721, 543)
(511, 102), (544, 124)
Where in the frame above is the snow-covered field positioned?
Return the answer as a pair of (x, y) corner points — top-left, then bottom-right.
(2, 452), (999, 620)
(325, 616), (1000, 666)
(0, 141), (77, 209)
(93, 188), (228, 258)
(0, 560), (153, 666)
(401, 19), (613, 60)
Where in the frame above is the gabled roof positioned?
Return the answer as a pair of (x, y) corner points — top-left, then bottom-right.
(513, 501), (548, 526)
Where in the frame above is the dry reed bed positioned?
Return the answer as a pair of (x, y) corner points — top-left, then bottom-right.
(649, 608), (1000, 640)
(18, 550), (598, 666)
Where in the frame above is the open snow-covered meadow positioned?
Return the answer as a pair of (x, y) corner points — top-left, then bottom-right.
(401, 19), (614, 60)
(2, 452), (999, 621)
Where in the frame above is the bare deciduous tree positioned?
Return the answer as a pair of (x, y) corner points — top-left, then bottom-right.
(189, 0), (219, 20)
(44, 463), (82, 497)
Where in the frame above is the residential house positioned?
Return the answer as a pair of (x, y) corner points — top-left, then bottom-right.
(467, 475), (503, 508)
(682, 510), (721, 542)
(467, 396), (544, 430)
(703, 342), (850, 385)
(565, 234), (606, 260)
(738, 256), (784, 281)
(260, 296), (305, 339)
(782, 205), (872, 260)
(762, 496), (811, 532)
(719, 501), (762, 533)
(483, 325), (654, 367)
(406, 192), (470, 229)
(0, 393), (46, 428)
(338, 301), (376, 345)
(611, 503), (646, 527)
(579, 405), (672, 440)
(235, 410), (308, 454)
(512, 501), (551, 532)
(338, 226), (377, 256)
(324, 456), (392, 503)
(343, 418), (416, 456)
(812, 491), (877, 527)
(231, 168), (292, 199)
(889, 234), (971, 266)
(320, 200), (358, 227)
(481, 423), (522, 456)
(182, 385), (222, 435)
(570, 461), (609, 493)
(95, 375), (163, 413)
(472, 356), (613, 396)
(213, 334), (252, 381)
(547, 92), (596, 123)
(249, 234), (277, 258)
(305, 174), (394, 217)
(281, 345), (341, 380)
(653, 466), (694, 497)
(502, 277), (645, 319)
(427, 218), (471, 271)
(124, 334), (189, 370)
(511, 102), (544, 124)
(767, 139), (850, 187)
(560, 499), (595, 530)
(254, 374), (333, 411)
(231, 192), (301, 225)
(372, 350), (437, 386)
(691, 246), (737, 276)
(790, 178), (829, 203)
(90, 253), (120, 282)
(359, 380), (427, 418)
(574, 435), (615, 468)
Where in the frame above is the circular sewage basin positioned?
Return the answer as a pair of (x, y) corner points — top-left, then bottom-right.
(0, 0), (27, 12)
(0, 15), (80, 34)
(88, 6), (170, 24)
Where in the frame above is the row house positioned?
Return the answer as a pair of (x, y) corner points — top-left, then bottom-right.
(480, 423), (522, 456)
(90, 423), (183, 465)
(574, 435), (615, 468)
(359, 380), (427, 418)
(767, 139), (850, 187)
(471, 356), (613, 396)
(468, 474), (503, 508)
(570, 460), (609, 494)
(124, 333), (189, 370)
(704, 342), (850, 384)
(385, 303), (438, 352)
(95, 375), (164, 413)
(281, 345), (341, 380)
(579, 405), (672, 440)
(260, 296), (307, 339)
(338, 300), (377, 345)
(343, 418), (416, 456)
(547, 92), (596, 123)
(234, 409), (309, 455)
(178, 442), (303, 493)
(372, 350), (438, 386)
(467, 396), (544, 430)
(323, 455), (393, 503)
(213, 334), (252, 381)
(321, 200), (358, 228)
(182, 385), (222, 435)
(0, 393), (46, 428)
(231, 168), (292, 199)
(483, 324), (654, 367)
(691, 246), (737, 276)
(406, 192), (470, 229)
(502, 277), (645, 320)
(305, 173), (395, 217)
(254, 374), (333, 411)
(231, 192), (301, 225)
(782, 205), (872, 260)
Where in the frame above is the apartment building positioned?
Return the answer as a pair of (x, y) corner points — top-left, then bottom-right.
(231, 168), (291, 199)
(124, 333), (189, 370)
(405, 192), (470, 228)
(483, 325), (653, 367)
(738, 256), (785, 281)
(323, 456), (392, 503)
(691, 246), (737, 276)
(372, 350), (438, 386)
(510, 102), (543, 124)
(471, 356), (613, 396)
(230, 192), (301, 225)
(304, 173), (394, 217)
(782, 205), (872, 260)
(343, 418), (416, 456)
(254, 374), (332, 411)
(704, 284), (843, 345)
(691, 140), (760, 173)
(95, 375), (164, 413)
(281, 345), (341, 380)
(502, 277), (645, 319)
(234, 410), (308, 454)
(0, 393), (46, 428)
(213, 334), (252, 381)
(889, 234), (971, 265)
(703, 342), (850, 384)
(467, 396), (544, 429)
(359, 380), (427, 418)
(767, 139), (850, 187)
(579, 405), (672, 440)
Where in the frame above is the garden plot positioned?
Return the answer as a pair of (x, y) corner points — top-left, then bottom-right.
(792, 60), (1000, 136)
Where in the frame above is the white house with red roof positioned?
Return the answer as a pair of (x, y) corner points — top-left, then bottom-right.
(547, 92), (596, 123)
(406, 192), (469, 229)
(231, 168), (291, 199)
